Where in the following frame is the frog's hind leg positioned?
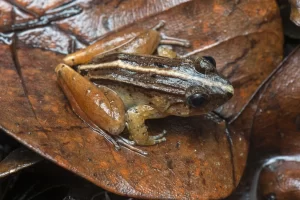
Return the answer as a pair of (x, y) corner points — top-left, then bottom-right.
(126, 105), (167, 146)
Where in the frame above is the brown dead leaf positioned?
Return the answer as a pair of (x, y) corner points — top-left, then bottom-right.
(290, 0), (300, 26)
(0, 0), (283, 199)
(279, 2), (300, 39)
(0, 46), (238, 197)
(11, 0), (71, 16)
(0, 147), (42, 178)
(227, 46), (300, 200)
(251, 46), (300, 156)
(258, 157), (300, 200)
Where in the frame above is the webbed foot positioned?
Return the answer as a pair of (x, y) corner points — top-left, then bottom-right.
(148, 130), (167, 144)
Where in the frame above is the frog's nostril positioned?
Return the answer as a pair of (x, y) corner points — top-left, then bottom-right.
(227, 91), (233, 99)
(226, 84), (234, 96)
(226, 87), (234, 99)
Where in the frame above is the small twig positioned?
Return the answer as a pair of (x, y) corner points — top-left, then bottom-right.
(0, 5), (82, 33)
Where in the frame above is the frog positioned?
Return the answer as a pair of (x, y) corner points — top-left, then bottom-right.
(55, 21), (234, 153)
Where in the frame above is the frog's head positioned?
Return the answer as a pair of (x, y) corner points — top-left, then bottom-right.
(185, 56), (234, 115)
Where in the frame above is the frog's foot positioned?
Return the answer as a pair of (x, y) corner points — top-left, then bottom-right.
(93, 130), (148, 155)
(115, 136), (148, 156)
(134, 130), (167, 146)
(160, 33), (190, 47)
(149, 130), (167, 143)
(126, 105), (168, 146)
(92, 127), (121, 150)
(116, 135), (135, 145)
(151, 20), (190, 47)
(152, 20), (166, 30)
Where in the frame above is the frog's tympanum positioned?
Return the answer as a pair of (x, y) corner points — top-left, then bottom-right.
(55, 21), (234, 152)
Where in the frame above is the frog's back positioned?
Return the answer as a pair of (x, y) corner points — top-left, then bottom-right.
(77, 53), (234, 112)
(76, 53), (196, 110)
(78, 53), (199, 95)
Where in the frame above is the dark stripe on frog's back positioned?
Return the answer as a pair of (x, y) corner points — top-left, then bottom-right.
(87, 67), (188, 95)
(91, 53), (193, 68)
(85, 53), (200, 95)
(91, 53), (218, 76)
(91, 52), (201, 76)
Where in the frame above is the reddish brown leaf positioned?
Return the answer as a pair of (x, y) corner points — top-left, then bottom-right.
(227, 46), (300, 199)
(0, 0), (283, 199)
(11, 0), (71, 16)
(258, 158), (300, 200)
(290, 0), (300, 26)
(279, 2), (300, 39)
(53, 0), (284, 119)
(0, 0), (35, 29)
(0, 1), (13, 27)
(2, 43), (243, 199)
(13, 0), (284, 119)
(252, 46), (300, 156)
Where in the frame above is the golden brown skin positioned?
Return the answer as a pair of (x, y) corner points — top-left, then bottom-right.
(55, 64), (125, 135)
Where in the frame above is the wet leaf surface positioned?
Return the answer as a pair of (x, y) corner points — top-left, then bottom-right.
(0, 147), (42, 178)
(238, 46), (300, 198)
(226, 46), (300, 199)
(280, 3), (300, 39)
(0, 0), (283, 199)
(289, 0), (300, 26)
(251, 46), (300, 156)
(258, 157), (300, 200)
(1, 40), (242, 199)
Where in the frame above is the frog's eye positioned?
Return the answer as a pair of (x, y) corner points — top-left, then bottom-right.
(203, 56), (216, 67)
(187, 93), (206, 107)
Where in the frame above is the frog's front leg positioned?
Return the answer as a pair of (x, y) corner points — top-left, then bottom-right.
(126, 105), (167, 146)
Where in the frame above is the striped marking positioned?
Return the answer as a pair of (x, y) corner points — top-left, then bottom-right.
(78, 60), (234, 94)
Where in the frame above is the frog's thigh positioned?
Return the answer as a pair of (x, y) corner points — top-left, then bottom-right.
(126, 105), (166, 146)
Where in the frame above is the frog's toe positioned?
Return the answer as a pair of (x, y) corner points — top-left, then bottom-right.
(115, 136), (148, 155)
(149, 130), (167, 144)
(115, 135), (135, 145)
(151, 130), (167, 140)
(151, 137), (166, 144)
